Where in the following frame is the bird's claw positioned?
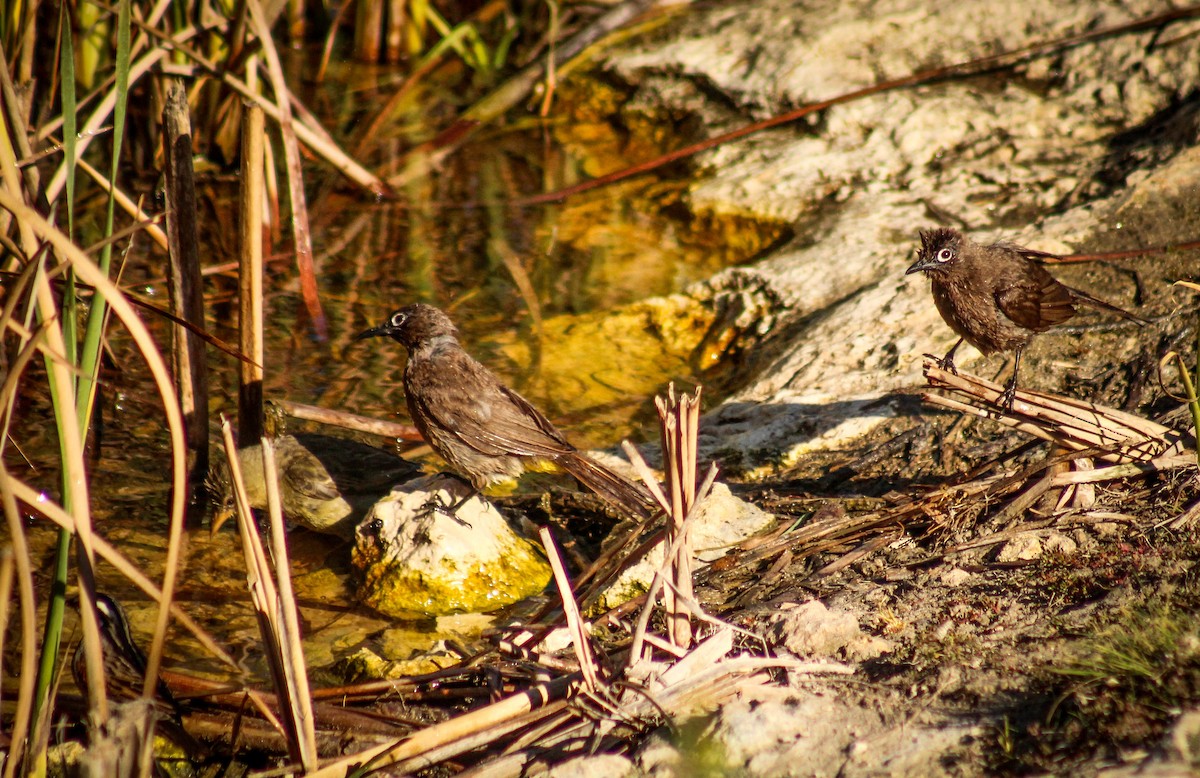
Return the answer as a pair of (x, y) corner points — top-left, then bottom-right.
(418, 491), (473, 528)
(997, 382), (1017, 414)
(922, 353), (958, 375)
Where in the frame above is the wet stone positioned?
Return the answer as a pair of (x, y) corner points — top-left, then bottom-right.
(352, 474), (552, 618)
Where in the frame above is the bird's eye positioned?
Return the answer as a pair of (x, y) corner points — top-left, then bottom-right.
(936, 248), (954, 262)
(390, 312), (406, 327)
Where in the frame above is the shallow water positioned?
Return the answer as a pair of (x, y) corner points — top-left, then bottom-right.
(3, 48), (776, 684)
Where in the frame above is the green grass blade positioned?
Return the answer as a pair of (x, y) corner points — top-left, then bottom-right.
(29, 4), (80, 745)
(75, 0), (130, 430)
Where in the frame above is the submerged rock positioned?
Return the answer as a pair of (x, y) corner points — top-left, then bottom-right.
(352, 474), (552, 618)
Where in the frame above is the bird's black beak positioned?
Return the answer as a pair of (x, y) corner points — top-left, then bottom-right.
(905, 256), (936, 275)
(354, 323), (392, 341)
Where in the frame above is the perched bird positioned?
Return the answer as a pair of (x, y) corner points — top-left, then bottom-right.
(70, 593), (202, 756)
(209, 433), (422, 537)
(355, 303), (656, 518)
(906, 228), (1146, 410)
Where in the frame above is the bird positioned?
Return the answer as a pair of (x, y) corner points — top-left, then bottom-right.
(208, 433), (423, 537)
(70, 593), (203, 756)
(906, 227), (1146, 410)
(355, 303), (657, 519)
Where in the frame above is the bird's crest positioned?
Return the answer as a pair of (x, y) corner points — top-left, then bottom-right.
(919, 227), (960, 255)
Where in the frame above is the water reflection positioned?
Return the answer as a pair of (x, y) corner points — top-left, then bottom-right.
(3, 52), (781, 683)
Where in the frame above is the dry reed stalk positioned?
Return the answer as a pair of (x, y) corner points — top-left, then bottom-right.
(1047, 453), (1196, 485)
(0, 40), (39, 248)
(0, 477), (37, 778)
(220, 420), (316, 770)
(540, 526), (601, 692)
(261, 438), (319, 769)
(620, 385), (718, 659)
(655, 385), (702, 649)
(163, 80), (209, 525)
(247, 0), (325, 339)
(922, 361), (1190, 462)
(239, 102), (266, 446)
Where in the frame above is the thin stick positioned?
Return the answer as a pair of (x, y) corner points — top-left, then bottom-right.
(239, 103), (266, 445)
(277, 400), (421, 441)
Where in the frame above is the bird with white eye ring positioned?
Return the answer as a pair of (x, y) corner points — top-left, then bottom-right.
(906, 227), (1147, 410)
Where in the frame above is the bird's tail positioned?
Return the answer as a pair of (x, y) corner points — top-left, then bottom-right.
(558, 451), (658, 519)
(1069, 287), (1149, 325)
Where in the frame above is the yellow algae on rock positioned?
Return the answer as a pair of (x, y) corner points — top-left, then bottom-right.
(352, 475), (551, 618)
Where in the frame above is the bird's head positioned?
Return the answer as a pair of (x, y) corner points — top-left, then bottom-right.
(355, 303), (458, 350)
(906, 228), (964, 276)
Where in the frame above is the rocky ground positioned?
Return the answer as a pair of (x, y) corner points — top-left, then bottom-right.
(544, 0), (1200, 775)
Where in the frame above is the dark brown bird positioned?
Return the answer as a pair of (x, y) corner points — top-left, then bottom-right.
(355, 303), (656, 518)
(906, 228), (1146, 410)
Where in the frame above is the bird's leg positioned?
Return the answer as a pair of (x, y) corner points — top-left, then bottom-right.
(418, 473), (475, 526)
(998, 347), (1022, 412)
(445, 488), (479, 516)
(935, 338), (964, 375)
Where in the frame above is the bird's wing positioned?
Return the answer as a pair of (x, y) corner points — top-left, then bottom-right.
(992, 243), (1146, 325)
(409, 350), (573, 459)
(995, 266), (1077, 331)
(279, 445), (342, 501)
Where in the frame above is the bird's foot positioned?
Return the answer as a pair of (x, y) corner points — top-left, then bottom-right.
(930, 353), (959, 376)
(997, 381), (1018, 414)
(419, 482), (475, 528)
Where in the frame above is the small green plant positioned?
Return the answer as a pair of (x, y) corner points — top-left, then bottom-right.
(997, 715), (1016, 757)
(1055, 603), (1190, 690)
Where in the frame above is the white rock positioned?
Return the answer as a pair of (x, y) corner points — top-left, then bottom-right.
(352, 475), (551, 617)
